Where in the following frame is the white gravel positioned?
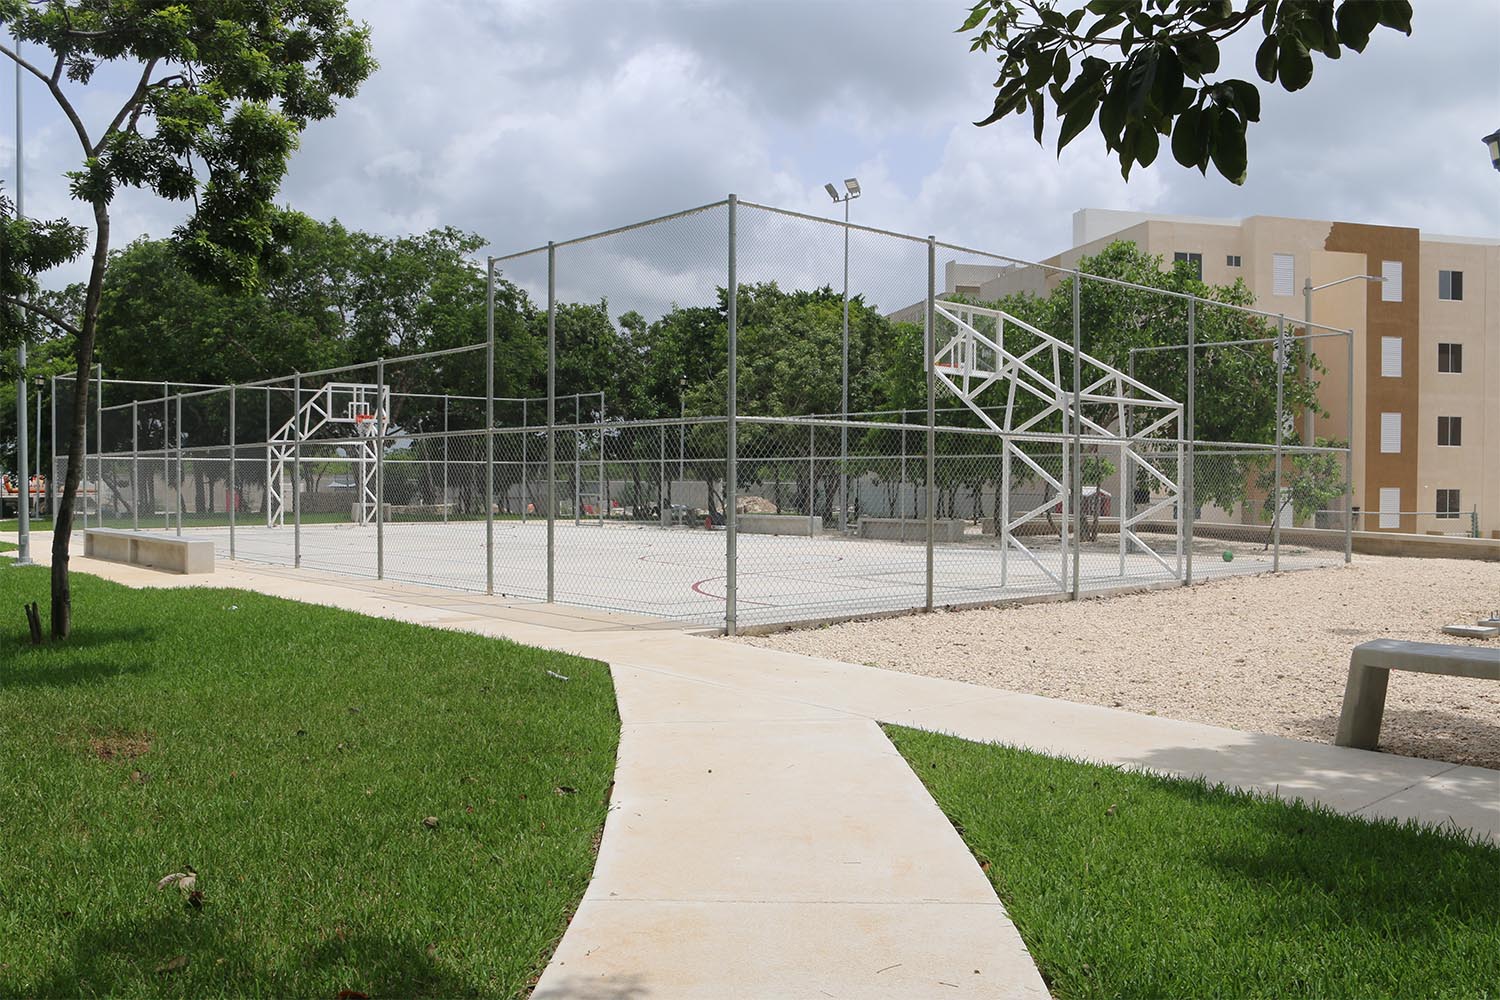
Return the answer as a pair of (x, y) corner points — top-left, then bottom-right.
(736, 555), (1500, 769)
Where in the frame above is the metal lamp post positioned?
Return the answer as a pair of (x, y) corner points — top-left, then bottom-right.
(13, 38), (31, 564)
(1302, 272), (1385, 542)
(824, 177), (860, 532)
(1484, 129), (1500, 172)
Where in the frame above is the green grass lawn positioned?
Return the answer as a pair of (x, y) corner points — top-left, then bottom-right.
(887, 726), (1500, 1000)
(0, 566), (619, 997)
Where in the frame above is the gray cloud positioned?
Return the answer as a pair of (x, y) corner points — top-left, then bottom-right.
(8, 0), (1497, 305)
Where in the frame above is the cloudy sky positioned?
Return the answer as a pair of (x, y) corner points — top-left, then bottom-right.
(8, 0), (1499, 306)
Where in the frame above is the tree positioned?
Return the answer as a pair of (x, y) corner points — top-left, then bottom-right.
(1256, 436), (1347, 528)
(962, 0), (1412, 183)
(0, 2), (375, 637)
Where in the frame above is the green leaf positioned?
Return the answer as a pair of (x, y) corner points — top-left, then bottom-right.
(1254, 36), (1279, 83)
(1335, 0), (1381, 51)
(1057, 93), (1101, 153)
(958, 3), (990, 34)
(1221, 79), (1261, 122)
(1029, 91), (1045, 144)
(1378, 0), (1413, 34)
(1125, 47), (1159, 120)
(1052, 48), (1072, 86)
(1262, 0), (1281, 34)
(1209, 109), (1248, 184)
(1135, 123), (1160, 167)
(1277, 35), (1314, 91)
(1171, 106), (1206, 169)
(1066, 8), (1086, 32)
(1175, 37), (1221, 78)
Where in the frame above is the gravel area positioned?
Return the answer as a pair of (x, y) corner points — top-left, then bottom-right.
(737, 556), (1500, 769)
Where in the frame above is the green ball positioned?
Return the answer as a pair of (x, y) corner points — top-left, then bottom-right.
(1222, 550), (1234, 562)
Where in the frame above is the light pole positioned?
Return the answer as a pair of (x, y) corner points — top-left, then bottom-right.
(1301, 273), (1385, 446)
(13, 35), (32, 565)
(824, 177), (860, 532)
(1484, 129), (1500, 172)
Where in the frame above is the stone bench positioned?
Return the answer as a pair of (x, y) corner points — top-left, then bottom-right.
(1335, 639), (1500, 750)
(858, 517), (967, 543)
(84, 528), (215, 575)
(737, 513), (820, 537)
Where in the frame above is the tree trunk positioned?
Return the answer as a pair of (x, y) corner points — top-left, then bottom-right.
(50, 200), (111, 639)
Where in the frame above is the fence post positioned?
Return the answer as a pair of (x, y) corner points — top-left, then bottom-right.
(598, 395), (606, 526)
(725, 193), (739, 636)
(293, 373), (302, 568)
(376, 357), (386, 581)
(574, 395), (581, 527)
(95, 364), (103, 528)
(1344, 327), (1355, 562)
(809, 421), (816, 520)
(1273, 315), (1285, 572)
(925, 235), (936, 612)
(546, 242), (557, 603)
(131, 400), (140, 531)
(1185, 297), (1196, 585)
(1070, 270), (1082, 600)
(485, 260), (496, 595)
(49, 375), (57, 519)
(659, 423), (667, 528)
(174, 393), (183, 537)
(229, 386), (236, 560)
(443, 395), (450, 525)
(264, 389), (272, 528)
(1471, 505), (1479, 539)
(520, 398), (526, 525)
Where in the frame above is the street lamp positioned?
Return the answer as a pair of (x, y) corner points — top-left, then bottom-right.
(1485, 130), (1500, 172)
(825, 177), (860, 532)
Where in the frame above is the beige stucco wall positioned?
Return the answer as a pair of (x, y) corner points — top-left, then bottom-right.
(1417, 238), (1499, 536)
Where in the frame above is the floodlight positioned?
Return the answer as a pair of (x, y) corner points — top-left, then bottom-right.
(824, 183), (840, 202)
(844, 178), (861, 197)
(1485, 129), (1500, 172)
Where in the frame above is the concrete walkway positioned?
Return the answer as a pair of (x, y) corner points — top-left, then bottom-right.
(6, 538), (1498, 998)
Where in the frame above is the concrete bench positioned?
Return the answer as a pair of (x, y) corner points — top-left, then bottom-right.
(1335, 639), (1500, 749)
(84, 528), (215, 575)
(859, 517), (967, 543)
(737, 513), (819, 537)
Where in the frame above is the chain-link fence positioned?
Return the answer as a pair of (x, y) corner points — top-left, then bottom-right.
(46, 195), (1369, 631)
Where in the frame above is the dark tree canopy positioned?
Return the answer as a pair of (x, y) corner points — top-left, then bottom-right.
(962, 0), (1413, 183)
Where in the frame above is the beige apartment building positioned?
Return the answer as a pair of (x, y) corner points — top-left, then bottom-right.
(941, 209), (1499, 537)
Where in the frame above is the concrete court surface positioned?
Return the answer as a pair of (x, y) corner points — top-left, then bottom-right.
(108, 517), (1333, 628)
(5, 535), (1496, 998)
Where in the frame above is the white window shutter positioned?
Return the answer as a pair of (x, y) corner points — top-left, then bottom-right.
(1272, 253), (1294, 296)
(1379, 488), (1400, 529)
(1381, 337), (1402, 377)
(1381, 260), (1402, 302)
(1380, 412), (1401, 453)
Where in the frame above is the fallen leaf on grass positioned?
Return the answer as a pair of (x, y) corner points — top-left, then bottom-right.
(421, 816), (440, 829)
(155, 955), (188, 974)
(554, 786), (576, 796)
(1105, 803), (1117, 817)
(156, 868), (197, 893)
(546, 670), (570, 681)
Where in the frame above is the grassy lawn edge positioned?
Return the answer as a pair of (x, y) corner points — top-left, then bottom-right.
(884, 723), (1500, 1000)
(0, 565), (620, 998)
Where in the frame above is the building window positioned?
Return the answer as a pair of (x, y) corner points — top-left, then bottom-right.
(1438, 342), (1464, 373)
(1381, 260), (1402, 302)
(1436, 489), (1461, 519)
(1226, 254), (1241, 268)
(1272, 253), (1294, 296)
(1380, 336), (1402, 377)
(1380, 412), (1401, 453)
(1379, 488), (1400, 529)
(1438, 269), (1464, 301)
(1438, 416), (1462, 447)
(1173, 251), (1202, 278)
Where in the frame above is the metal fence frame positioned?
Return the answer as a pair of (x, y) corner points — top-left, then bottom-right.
(50, 195), (1368, 634)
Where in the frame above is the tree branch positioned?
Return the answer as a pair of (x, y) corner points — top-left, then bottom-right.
(95, 57), (159, 155)
(2, 295), (83, 338)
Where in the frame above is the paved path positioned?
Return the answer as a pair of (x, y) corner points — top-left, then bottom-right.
(7, 538), (1498, 998)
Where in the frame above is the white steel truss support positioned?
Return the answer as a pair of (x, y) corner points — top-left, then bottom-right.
(933, 302), (1186, 584)
(266, 382), (390, 528)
